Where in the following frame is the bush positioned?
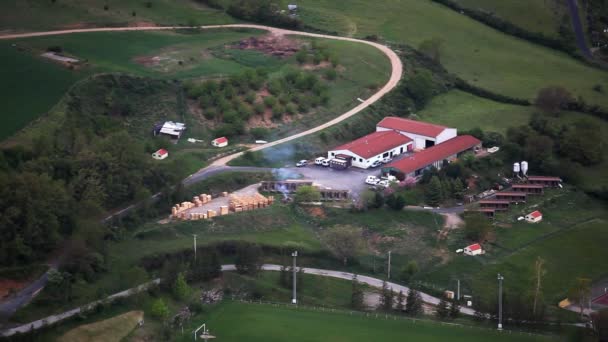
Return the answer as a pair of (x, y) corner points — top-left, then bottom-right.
(324, 68), (338, 80)
(250, 127), (269, 139)
(263, 96), (277, 108)
(253, 103), (265, 115)
(150, 298), (170, 320)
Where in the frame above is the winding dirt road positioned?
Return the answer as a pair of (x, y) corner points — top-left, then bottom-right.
(0, 24), (402, 166)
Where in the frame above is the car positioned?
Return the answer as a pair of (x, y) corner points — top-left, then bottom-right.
(365, 176), (380, 185)
(382, 157), (393, 164)
(321, 159), (330, 167)
(377, 180), (390, 188)
(296, 160), (308, 167)
(314, 157), (326, 165)
(370, 160), (382, 168)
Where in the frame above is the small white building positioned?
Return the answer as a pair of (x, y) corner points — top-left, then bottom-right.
(152, 149), (168, 160)
(211, 137), (228, 148)
(376, 116), (457, 150)
(327, 130), (413, 169)
(525, 210), (543, 223)
(158, 121), (186, 139)
(463, 243), (483, 256)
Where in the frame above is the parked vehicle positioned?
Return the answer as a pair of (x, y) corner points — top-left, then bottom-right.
(377, 180), (390, 188)
(382, 157), (393, 164)
(315, 157), (326, 165)
(296, 160), (308, 167)
(321, 159), (330, 167)
(380, 175), (396, 182)
(370, 160), (382, 168)
(365, 176), (380, 185)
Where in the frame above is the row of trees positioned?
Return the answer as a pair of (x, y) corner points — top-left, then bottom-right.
(350, 276), (425, 316)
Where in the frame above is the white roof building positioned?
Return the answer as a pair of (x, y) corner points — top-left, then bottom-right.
(159, 121), (186, 138)
(376, 117), (457, 150)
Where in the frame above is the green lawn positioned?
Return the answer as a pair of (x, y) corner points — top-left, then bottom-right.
(452, 0), (565, 37)
(177, 301), (553, 342)
(0, 0), (235, 32)
(292, 0), (608, 108)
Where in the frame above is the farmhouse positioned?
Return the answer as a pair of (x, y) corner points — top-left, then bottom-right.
(511, 184), (544, 195)
(525, 210), (543, 223)
(478, 199), (510, 211)
(463, 243), (483, 256)
(211, 137), (228, 147)
(152, 149), (168, 160)
(381, 135), (481, 178)
(376, 117), (457, 150)
(495, 191), (527, 203)
(156, 121), (186, 139)
(327, 130), (413, 169)
(526, 176), (562, 187)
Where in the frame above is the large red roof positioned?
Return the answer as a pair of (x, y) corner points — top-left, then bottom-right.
(384, 135), (480, 174)
(213, 137), (228, 144)
(528, 210), (542, 218)
(331, 131), (412, 159)
(156, 149), (168, 155)
(377, 117), (448, 137)
(467, 243), (482, 251)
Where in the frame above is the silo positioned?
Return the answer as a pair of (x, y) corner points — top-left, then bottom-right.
(521, 161), (528, 176)
(513, 162), (520, 175)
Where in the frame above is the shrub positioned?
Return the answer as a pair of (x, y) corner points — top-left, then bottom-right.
(253, 103), (265, 115)
(263, 96), (277, 108)
(250, 127), (269, 139)
(244, 91), (256, 104)
(324, 68), (337, 80)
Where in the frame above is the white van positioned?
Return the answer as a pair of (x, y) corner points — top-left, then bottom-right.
(315, 157), (326, 165)
(321, 159), (330, 167)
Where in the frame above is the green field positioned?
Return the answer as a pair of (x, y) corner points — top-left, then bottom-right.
(292, 0), (608, 108)
(452, 0), (565, 37)
(0, 0), (235, 32)
(177, 301), (553, 342)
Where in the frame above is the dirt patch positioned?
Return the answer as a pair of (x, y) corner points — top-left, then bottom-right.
(0, 279), (29, 299)
(133, 55), (160, 67)
(60, 22), (93, 30)
(234, 34), (300, 58)
(300, 61), (332, 70)
(129, 21), (157, 27)
(305, 206), (327, 219)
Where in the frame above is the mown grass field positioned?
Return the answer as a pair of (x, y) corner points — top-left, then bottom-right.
(452, 0), (565, 37)
(58, 310), (143, 342)
(291, 0), (608, 108)
(176, 301), (553, 342)
(0, 0), (235, 32)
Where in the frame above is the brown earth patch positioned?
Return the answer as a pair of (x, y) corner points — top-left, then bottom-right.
(305, 206), (327, 219)
(301, 61), (332, 70)
(60, 22), (93, 30)
(0, 279), (29, 299)
(133, 55), (160, 67)
(129, 21), (157, 27)
(234, 34), (300, 58)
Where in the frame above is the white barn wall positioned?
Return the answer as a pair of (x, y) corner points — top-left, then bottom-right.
(328, 141), (413, 169)
(436, 128), (457, 144)
(377, 126), (442, 149)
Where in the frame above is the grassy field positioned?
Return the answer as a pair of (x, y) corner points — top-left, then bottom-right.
(0, 0), (235, 32)
(452, 0), (565, 37)
(176, 301), (553, 342)
(292, 0), (608, 108)
(58, 310), (143, 342)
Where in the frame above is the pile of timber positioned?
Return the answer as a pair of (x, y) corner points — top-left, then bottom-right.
(229, 193), (274, 212)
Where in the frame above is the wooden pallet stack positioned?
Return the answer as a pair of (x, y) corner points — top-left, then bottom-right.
(229, 193), (273, 212)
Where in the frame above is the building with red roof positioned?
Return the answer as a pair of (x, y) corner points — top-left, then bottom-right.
(376, 116), (457, 150)
(211, 137), (228, 147)
(328, 131), (413, 169)
(525, 210), (543, 223)
(381, 135), (481, 177)
(464, 243), (483, 256)
(152, 149), (168, 160)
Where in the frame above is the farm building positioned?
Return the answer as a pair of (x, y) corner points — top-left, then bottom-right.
(381, 135), (481, 178)
(327, 130), (413, 169)
(495, 192), (527, 203)
(156, 121), (186, 139)
(152, 149), (168, 160)
(476, 208), (496, 218)
(464, 243), (483, 256)
(478, 199), (510, 211)
(376, 117), (457, 150)
(525, 210), (543, 223)
(526, 176), (562, 187)
(211, 137), (228, 147)
(511, 184), (544, 195)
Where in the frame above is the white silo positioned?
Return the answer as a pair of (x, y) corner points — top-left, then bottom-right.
(521, 161), (529, 176)
(513, 162), (520, 175)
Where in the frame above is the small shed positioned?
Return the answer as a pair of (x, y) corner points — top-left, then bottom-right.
(152, 149), (168, 160)
(525, 210), (543, 223)
(288, 4), (298, 11)
(211, 137), (228, 147)
(463, 243), (483, 256)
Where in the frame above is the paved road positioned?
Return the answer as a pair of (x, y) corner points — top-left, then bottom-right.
(221, 264), (476, 316)
(566, 0), (592, 59)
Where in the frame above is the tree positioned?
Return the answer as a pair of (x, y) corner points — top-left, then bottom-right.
(190, 248), (221, 282)
(464, 213), (491, 242)
(532, 256), (546, 318)
(396, 290), (405, 312)
(379, 281), (394, 312)
(559, 120), (604, 166)
(425, 176), (443, 207)
(405, 288), (423, 316)
(568, 277), (592, 319)
(373, 192), (385, 209)
(235, 243), (262, 276)
(172, 272), (191, 300)
(321, 225), (365, 265)
(436, 296), (450, 319)
(449, 299), (461, 319)
(151, 298), (170, 320)
(386, 194), (406, 210)
(399, 261), (418, 282)
(350, 275), (365, 311)
(535, 86), (573, 115)
(418, 37), (443, 63)
(294, 185), (321, 203)
(591, 308), (608, 341)
(404, 70), (435, 108)
(524, 135), (554, 166)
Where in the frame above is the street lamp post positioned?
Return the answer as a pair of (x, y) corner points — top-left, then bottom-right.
(292, 251), (298, 304)
(497, 273), (504, 330)
(387, 251), (392, 279)
(193, 234), (198, 261)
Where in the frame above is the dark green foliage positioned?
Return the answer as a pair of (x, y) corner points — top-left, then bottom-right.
(373, 192), (385, 209)
(404, 70), (436, 109)
(172, 272), (191, 300)
(227, 0), (302, 29)
(425, 176), (443, 207)
(436, 296), (450, 319)
(386, 194), (406, 210)
(150, 298), (170, 320)
(190, 248), (221, 282)
(399, 261), (418, 282)
(350, 275), (365, 311)
(249, 127), (269, 140)
(559, 120), (604, 166)
(379, 281), (394, 312)
(405, 288), (423, 316)
(449, 299), (460, 319)
(395, 290), (405, 312)
(464, 213), (491, 242)
(235, 243), (262, 276)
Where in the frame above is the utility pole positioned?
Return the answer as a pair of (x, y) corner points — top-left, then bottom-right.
(497, 273), (504, 330)
(193, 234), (197, 261)
(387, 251), (392, 279)
(457, 279), (460, 301)
(292, 251), (298, 304)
